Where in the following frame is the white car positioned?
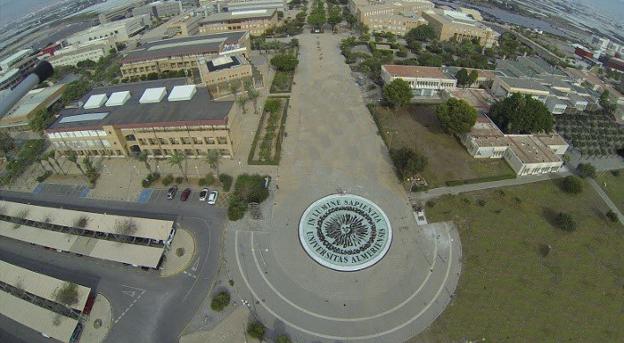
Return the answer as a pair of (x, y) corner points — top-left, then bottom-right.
(207, 191), (219, 205)
(199, 188), (210, 201)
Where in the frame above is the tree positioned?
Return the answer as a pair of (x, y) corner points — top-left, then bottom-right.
(237, 95), (248, 114)
(455, 68), (470, 88)
(245, 80), (259, 114)
(561, 175), (583, 194)
(264, 98), (281, 114)
(168, 151), (187, 182)
(606, 210), (618, 223)
(468, 70), (479, 87)
(599, 90), (616, 114)
(247, 321), (266, 340)
(66, 151), (84, 175)
(229, 81), (240, 98)
(206, 150), (221, 176)
(404, 24), (436, 43)
(327, 4), (342, 30)
(0, 131), (15, 155)
(436, 98), (477, 135)
(389, 147), (427, 181)
(489, 93), (553, 134)
(210, 291), (231, 311)
(270, 54), (299, 72)
(136, 151), (151, 173)
(55, 282), (79, 306)
(383, 79), (412, 108)
(555, 212), (577, 232)
(576, 163), (596, 178)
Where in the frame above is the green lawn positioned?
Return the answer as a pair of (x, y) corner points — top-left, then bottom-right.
(596, 169), (624, 213)
(371, 104), (514, 187)
(423, 180), (624, 342)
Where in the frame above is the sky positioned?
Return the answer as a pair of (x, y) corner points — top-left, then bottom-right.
(572, 0), (624, 25)
(0, 0), (64, 26)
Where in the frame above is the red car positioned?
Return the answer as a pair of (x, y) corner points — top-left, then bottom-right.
(180, 188), (191, 201)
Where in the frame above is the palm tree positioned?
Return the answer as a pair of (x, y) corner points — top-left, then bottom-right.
(229, 81), (240, 99)
(47, 151), (65, 175)
(206, 150), (220, 176)
(66, 151), (84, 175)
(245, 80), (259, 114)
(168, 151), (187, 182)
(136, 151), (151, 173)
(236, 95), (248, 114)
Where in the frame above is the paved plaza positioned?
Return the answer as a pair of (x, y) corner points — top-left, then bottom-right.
(225, 33), (462, 343)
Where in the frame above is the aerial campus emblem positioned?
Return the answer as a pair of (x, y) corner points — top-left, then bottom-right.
(299, 194), (392, 271)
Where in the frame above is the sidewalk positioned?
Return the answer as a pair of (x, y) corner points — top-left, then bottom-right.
(80, 294), (112, 343)
(410, 172), (570, 202)
(588, 178), (624, 224)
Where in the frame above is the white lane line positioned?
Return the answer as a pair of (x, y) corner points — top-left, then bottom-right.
(234, 229), (456, 340)
(249, 230), (438, 321)
(113, 288), (146, 324)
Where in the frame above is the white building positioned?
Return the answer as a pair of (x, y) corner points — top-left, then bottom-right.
(132, 1), (183, 19)
(66, 16), (149, 45)
(47, 39), (115, 67)
(381, 65), (456, 97)
(460, 115), (568, 176)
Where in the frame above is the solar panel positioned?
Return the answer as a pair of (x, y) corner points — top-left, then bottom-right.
(59, 112), (109, 124)
(139, 87), (167, 104)
(168, 85), (196, 102)
(105, 91), (131, 107)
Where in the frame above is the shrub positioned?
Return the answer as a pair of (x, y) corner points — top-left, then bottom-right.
(611, 170), (620, 177)
(175, 176), (184, 184)
(162, 174), (174, 186)
(205, 173), (216, 186)
(247, 321), (266, 340)
(210, 291), (231, 311)
(276, 335), (292, 343)
(576, 163), (596, 178)
(219, 174), (233, 191)
(74, 216), (89, 228)
(176, 247), (185, 257)
(477, 199), (487, 207)
(228, 197), (247, 221)
(36, 170), (52, 182)
(538, 244), (551, 257)
(114, 219), (137, 236)
(555, 212), (577, 232)
(142, 172), (161, 188)
(561, 175), (583, 194)
(606, 210), (618, 222)
(55, 282), (79, 306)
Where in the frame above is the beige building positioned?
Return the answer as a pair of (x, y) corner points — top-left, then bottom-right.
(0, 84), (65, 130)
(460, 115), (568, 176)
(47, 38), (116, 68)
(381, 65), (456, 97)
(66, 16), (149, 45)
(348, 0), (433, 34)
(45, 79), (241, 158)
(198, 55), (253, 95)
(491, 76), (551, 102)
(422, 9), (498, 48)
(120, 31), (250, 79)
(164, 14), (202, 37)
(198, 9), (278, 35)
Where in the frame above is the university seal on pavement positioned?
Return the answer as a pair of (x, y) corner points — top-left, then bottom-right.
(299, 194), (392, 271)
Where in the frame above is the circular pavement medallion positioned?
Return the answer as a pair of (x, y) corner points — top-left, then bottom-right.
(299, 194), (392, 271)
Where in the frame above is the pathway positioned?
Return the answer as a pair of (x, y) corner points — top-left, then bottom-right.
(588, 178), (624, 224)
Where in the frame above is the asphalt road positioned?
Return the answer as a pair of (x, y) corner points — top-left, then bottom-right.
(0, 188), (226, 343)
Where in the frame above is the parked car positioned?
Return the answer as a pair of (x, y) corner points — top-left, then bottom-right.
(199, 188), (210, 201)
(207, 191), (219, 205)
(180, 188), (191, 201)
(167, 185), (178, 200)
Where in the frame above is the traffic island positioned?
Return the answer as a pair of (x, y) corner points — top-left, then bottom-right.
(160, 228), (196, 277)
(81, 293), (112, 343)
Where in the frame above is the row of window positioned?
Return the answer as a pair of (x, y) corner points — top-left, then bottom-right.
(52, 140), (111, 149)
(136, 136), (228, 146)
(48, 130), (107, 139)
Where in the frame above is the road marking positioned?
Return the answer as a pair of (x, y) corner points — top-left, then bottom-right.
(114, 286), (146, 324)
(234, 227), (456, 340)
(121, 290), (136, 298)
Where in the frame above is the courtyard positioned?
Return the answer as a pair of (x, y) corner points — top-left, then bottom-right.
(419, 180), (624, 342)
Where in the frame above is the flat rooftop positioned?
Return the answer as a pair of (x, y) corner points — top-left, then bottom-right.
(382, 65), (454, 80)
(1, 84), (64, 120)
(47, 79), (234, 131)
(122, 31), (247, 63)
(498, 77), (550, 93)
(200, 9), (276, 23)
(507, 135), (561, 164)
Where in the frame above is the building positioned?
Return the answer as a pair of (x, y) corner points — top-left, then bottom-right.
(120, 31), (249, 79)
(45, 79), (240, 158)
(46, 38), (116, 68)
(218, 0), (288, 13)
(347, 0), (433, 35)
(491, 76), (551, 101)
(97, 0), (144, 23)
(199, 9), (278, 35)
(66, 16), (149, 45)
(180, 0), (200, 8)
(0, 49), (37, 91)
(445, 66), (496, 89)
(164, 14), (202, 37)
(460, 115), (568, 176)
(132, 1), (183, 19)
(0, 84), (65, 130)
(458, 7), (482, 21)
(381, 65), (456, 97)
(198, 54), (253, 95)
(422, 9), (498, 48)
(606, 57), (624, 73)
